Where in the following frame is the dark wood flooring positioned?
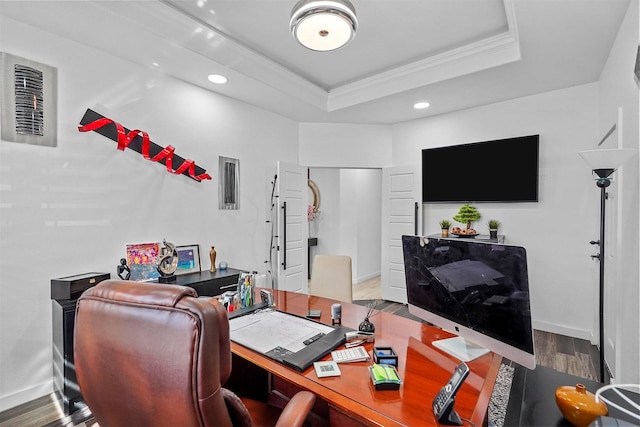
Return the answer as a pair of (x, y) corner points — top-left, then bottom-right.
(360, 300), (600, 380)
(0, 301), (599, 426)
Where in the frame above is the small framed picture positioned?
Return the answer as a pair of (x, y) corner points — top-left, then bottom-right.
(176, 244), (201, 275)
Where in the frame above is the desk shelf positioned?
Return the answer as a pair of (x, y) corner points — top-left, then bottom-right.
(427, 233), (505, 243)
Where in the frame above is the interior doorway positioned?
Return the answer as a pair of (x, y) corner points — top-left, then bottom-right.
(307, 168), (382, 290)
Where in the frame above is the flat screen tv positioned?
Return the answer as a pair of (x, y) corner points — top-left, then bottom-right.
(402, 235), (536, 369)
(422, 135), (539, 203)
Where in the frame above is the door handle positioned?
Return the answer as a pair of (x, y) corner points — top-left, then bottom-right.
(281, 201), (287, 270)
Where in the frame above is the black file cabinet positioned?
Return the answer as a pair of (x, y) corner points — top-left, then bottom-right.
(52, 298), (82, 415)
(51, 272), (110, 415)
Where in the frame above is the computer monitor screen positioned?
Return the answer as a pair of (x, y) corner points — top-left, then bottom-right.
(402, 235), (535, 369)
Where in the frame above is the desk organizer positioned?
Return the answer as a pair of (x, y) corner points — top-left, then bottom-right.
(373, 346), (398, 366)
(369, 363), (401, 390)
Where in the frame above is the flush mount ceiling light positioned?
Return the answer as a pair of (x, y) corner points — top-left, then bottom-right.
(290, 0), (358, 52)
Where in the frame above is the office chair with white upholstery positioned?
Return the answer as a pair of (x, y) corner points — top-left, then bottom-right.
(309, 254), (353, 303)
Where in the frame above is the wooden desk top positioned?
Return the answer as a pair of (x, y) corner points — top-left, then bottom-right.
(230, 289), (502, 427)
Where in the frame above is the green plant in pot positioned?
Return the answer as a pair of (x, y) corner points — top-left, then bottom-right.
(488, 219), (500, 239)
(452, 204), (481, 236)
(439, 219), (451, 237)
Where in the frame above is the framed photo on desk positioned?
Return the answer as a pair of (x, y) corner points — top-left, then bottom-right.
(176, 244), (201, 275)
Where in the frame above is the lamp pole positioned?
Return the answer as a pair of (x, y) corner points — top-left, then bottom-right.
(579, 149), (637, 384)
(593, 169), (613, 384)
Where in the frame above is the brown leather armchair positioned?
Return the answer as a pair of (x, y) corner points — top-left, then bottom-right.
(74, 280), (315, 427)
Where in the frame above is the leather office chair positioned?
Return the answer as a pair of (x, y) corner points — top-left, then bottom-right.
(74, 280), (315, 427)
(309, 254), (353, 303)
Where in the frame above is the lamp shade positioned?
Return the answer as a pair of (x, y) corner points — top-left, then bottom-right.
(578, 148), (637, 177)
(290, 0), (357, 51)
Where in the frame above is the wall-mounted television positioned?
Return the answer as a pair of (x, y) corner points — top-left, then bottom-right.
(402, 235), (536, 369)
(422, 135), (539, 203)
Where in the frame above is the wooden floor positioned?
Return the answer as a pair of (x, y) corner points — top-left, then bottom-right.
(353, 276), (600, 381)
(0, 276), (599, 426)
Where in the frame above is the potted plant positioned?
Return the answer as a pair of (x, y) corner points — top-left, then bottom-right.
(452, 204), (481, 236)
(439, 219), (451, 237)
(488, 219), (500, 239)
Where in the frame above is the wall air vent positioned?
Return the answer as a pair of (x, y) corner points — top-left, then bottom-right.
(14, 64), (44, 136)
(1, 52), (57, 147)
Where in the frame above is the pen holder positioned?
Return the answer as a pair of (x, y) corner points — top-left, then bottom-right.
(373, 346), (398, 367)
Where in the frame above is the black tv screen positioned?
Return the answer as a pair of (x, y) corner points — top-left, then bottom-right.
(422, 135), (539, 203)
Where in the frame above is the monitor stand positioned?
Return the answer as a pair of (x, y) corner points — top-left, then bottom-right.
(432, 336), (489, 362)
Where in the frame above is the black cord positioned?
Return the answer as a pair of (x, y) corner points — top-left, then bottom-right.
(460, 417), (476, 427)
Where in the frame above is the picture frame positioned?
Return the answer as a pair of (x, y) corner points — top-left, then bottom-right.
(176, 244), (201, 275)
(126, 242), (160, 281)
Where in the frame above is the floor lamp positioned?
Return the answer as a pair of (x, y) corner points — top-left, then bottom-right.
(578, 148), (636, 383)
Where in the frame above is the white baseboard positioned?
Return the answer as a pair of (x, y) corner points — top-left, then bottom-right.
(354, 271), (381, 284)
(0, 380), (53, 413)
(532, 319), (594, 343)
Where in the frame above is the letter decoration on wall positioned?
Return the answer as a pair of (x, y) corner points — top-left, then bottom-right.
(78, 108), (212, 182)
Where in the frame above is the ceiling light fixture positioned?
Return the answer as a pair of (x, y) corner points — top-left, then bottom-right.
(207, 74), (228, 84)
(290, 0), (358, 52)
(414, 102), (430, 109)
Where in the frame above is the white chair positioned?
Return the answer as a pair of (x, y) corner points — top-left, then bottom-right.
(309, 254), (353, 303)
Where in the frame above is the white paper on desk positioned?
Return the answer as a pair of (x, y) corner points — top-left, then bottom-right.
(229, 309), (334, 354)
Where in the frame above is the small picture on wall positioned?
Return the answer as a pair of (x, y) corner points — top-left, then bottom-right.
(219, 156), (239, 210)
(126, 242), (160, 281)
(176, 244), (201, 275)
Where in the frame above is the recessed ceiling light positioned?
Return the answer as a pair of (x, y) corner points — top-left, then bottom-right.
(208, 74), (228, 84)
(414, 102), (430, 109)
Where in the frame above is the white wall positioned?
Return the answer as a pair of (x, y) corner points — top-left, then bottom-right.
(392, 84), (602, 341)
(354, 169), (382, 283)
(340, 169), (382, 283)
(596, 0), (639, 384)
(0, 16), (298, 411)
(299, 123), (392, 168)
(307, 168), (381, 285)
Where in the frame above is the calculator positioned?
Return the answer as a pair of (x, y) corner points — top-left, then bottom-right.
(331, 346), (370, 363)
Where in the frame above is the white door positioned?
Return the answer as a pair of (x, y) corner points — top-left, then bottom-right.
(381, 165), (421, 303)
(276, 161), (308, 293)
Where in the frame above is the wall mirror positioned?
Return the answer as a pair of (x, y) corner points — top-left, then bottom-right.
(308, 179), (320, 215)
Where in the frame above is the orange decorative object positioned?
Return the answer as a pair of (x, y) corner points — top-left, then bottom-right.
(555, 383), (608, 426)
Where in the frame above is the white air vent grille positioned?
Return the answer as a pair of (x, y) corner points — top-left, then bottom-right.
(14, 64), (44, 136)
(1, 52), (57, 147)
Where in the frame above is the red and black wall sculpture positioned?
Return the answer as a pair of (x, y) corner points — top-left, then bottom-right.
(78, 108), (212, 182)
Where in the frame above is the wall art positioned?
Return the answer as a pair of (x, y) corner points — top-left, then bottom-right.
(78, 108), (212, 182)
(219, 156), (239, 209)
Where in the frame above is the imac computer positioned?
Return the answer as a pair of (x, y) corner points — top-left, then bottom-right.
(402, 235), (536, 369)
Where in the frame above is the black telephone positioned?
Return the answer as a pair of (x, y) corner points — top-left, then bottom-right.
(432, 362), (470, 425)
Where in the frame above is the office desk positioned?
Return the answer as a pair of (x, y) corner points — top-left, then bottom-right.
(229, 289), (502, 427)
